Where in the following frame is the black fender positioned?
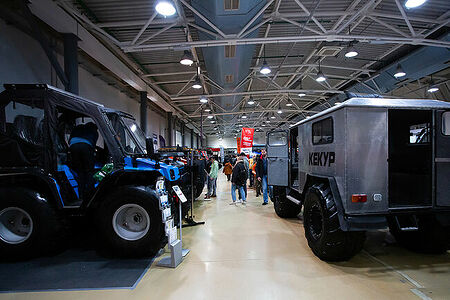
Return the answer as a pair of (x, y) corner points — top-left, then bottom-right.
(303, 174), (347, 230)
(85, 169), (162, 209)
(0, 168), (64, 209)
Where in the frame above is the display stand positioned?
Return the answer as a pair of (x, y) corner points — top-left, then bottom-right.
(157, 185), (190, 268)
(184, 150), (205, 228)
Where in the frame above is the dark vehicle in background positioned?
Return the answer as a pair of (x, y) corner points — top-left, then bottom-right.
(0, 84), (187, 258)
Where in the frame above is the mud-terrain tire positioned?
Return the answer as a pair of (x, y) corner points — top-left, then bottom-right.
(388, 215), (448, 254)
(95, 186), (164, 257)
(303, 183), (366, 261)
(0, 187), (63, 260)
(273, 187), (301, 218)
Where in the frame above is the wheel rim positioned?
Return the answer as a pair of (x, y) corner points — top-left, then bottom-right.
(112, 204), (150, 241)
(0, 207), (33, 244)
(307, 199), (323, 241)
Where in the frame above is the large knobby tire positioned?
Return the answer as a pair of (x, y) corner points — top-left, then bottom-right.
(273, 187), (301, 218)
(303, 183), (366, 261)
(95, 186), (164, 257)
(388, 215), (449, 254)
(0, 187), (63, 260)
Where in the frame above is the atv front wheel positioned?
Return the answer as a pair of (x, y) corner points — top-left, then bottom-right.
(95, 187), (164, 257)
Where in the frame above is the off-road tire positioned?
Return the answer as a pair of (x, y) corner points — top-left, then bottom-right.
(388, 215), (448, 254)
(273, 187), (301, 218)
(95, 186), (164, 257)
(303, 183), (366, 261)
(0, 187), (63, 260)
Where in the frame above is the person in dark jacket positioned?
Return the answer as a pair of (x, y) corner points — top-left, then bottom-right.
(230, 156), (247, 205)
(256, 149), (269, 205)
(69, 122), (98, 200)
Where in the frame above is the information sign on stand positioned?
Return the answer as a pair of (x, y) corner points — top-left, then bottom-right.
(157, 185), (190, 268)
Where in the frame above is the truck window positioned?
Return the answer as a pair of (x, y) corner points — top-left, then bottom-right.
(312, 117), (333, 145)
(443, 112), (450, 136)
(409, 123), (430, 144)
(268, 131), (287, 146)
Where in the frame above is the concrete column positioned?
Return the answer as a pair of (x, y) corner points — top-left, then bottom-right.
(140, 91), (147, 135)
(63, 33), (79, 94)
(167, 112), (173, 147)
(181, 122), (185, 147)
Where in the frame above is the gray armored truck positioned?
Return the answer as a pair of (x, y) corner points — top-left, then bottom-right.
(267, 98), (450, 261)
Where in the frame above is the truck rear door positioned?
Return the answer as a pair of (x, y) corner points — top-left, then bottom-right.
(267, 130), (288, 186)
(435, 110), (450, 207)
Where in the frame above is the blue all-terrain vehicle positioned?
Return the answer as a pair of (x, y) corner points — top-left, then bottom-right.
(0, 84), (188, 258)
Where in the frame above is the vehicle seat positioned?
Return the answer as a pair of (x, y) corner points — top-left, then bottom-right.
(58, 164), (79, 198)
(13, 115), (43, 145)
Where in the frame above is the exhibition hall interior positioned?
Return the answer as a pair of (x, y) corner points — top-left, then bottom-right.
(0, 0), (450, 299)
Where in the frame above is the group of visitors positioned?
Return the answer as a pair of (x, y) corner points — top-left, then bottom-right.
(224, 149), (269, 206)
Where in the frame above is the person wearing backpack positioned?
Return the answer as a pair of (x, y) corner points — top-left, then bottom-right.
(230, 156), (247, 205)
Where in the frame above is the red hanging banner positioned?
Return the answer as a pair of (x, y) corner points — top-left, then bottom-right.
(240, 127), (255, 148)
(236, 137), (241, 154)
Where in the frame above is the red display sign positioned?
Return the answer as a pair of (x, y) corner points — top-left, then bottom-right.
(236, 137), (241, 154)
(240, 127), (254, 148)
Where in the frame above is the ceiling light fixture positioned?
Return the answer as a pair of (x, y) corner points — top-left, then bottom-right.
(286, 98), (293, 107)
(199, 96), (208, 103)
(316, 61), (326, 82)
(180, 50), (194, 66)
(298, 93), (306, 97)
(207, 113), (214, 119)
(277, 104), (282, 114)
(247, 96), (255, 105)
(270, 113), (276, 119)
(241, 114), (247, 119)
(394, 64), (406, 78)
(259, 46), (271, 75)
(192, 76), (202, 89)
(204, 108), (211, 112)
(155, 0), (176, 17)
(405, 0), (427, 9)
(427, 75), (439, 93)
(345, 45), (358, 58)
(210, 120), (215, 124)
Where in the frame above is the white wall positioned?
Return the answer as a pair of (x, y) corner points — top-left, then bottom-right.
(206, 132), (266, 148)
(0, 19), (168, 147)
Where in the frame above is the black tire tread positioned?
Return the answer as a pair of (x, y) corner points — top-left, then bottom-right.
(273, 187), (301, 218)
(304, 183), (366, 262)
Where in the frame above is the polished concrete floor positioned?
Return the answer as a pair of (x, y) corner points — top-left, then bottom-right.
(1, 173), (449, 300)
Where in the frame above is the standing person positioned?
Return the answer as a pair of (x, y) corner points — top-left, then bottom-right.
(204, 156), (212, 199)
(252, 160), (261, 197)
(256, 149), (269, 205)
(223, 161), (233, 181)
(238, 152), (249, 200)
(208, 156), (219, 198)
(248, 156), (254, 188)
(230, 156), (247, 205)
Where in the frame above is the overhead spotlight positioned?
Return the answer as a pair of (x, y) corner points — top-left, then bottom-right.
(207, 113), (214, 119)
(180, 50), (194, 66)
(394, 64), (406, 78)
(286, 99), (293, 107)
(199, 96), (208, 103)
(239, 124), (243, 127)
(261, 123), (266, 127)
(260, 60), (271, 75)
(210, 120), (216, 124)
(204, 108), (211, 112)
(247, 96), (255, 105)
(298, 93), (306, 97)
(241, 114), (247, 119)
(345, 45), (358, 58)
(155, 0), (176, 17)
(428, 84), (439, 93)
(277, 104), (282, 114)
(192, 76), (202, 89)
(270, 113), (276, 119)
(405, 0), (427, 8)
(266, 117), (271, 123)
(316, 70), (326, 82)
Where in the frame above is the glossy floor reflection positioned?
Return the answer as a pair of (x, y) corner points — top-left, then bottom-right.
(1, 173), (449, 300)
